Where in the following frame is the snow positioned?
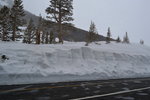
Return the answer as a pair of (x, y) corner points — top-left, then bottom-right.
(0, 41), (150, 85)
(0, 0), (13, 8)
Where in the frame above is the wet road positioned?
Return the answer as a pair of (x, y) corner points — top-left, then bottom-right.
(0, 78), (150, 100)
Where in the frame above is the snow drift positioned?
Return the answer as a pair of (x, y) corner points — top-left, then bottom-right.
(0, 41), (150, 85)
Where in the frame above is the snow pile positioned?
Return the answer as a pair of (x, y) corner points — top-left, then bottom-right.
(0, 41), (150, 85)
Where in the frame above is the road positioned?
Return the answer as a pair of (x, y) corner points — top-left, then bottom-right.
(0, 78), (150, 100)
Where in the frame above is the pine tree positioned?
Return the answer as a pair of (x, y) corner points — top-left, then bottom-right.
(140, 40), (144, 45)
(86, 21), (97, 45)
(50, 31), (54, 44)
(116, 36), (121, 43)
(0, 6), (10, 41)
(46, 0), (74, 44)
(106, 27), (111, 43)
(89, 21), (97, 42)
(10, 0), (25, 41)
(23, 18), (35, 44)
(123, 32), (130, 43)
(37, 14), (43, 31)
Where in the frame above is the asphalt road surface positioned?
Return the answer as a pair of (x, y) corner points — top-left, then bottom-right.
(1, 77), (150, 100)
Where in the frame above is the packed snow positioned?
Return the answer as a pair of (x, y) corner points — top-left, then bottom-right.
(0, 41), (150, 85)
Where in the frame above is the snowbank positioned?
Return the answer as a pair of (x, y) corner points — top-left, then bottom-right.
(0, 41), (150, 85)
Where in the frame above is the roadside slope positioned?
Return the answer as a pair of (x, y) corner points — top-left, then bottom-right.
(0, 42), (150, 85)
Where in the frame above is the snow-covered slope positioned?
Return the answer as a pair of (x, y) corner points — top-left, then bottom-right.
(0, 0), (13, 8)
(0, 42), (150, 85)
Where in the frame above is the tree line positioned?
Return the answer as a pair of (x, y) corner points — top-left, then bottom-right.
(0, 0), (74, 44)
(85, 21), (131, 46)
(23, 15), (55, 44)
(0, 0), (25, 41)
(0, 0), (144, 45)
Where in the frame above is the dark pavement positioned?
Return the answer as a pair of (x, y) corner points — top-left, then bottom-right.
(0, 77), (150, 100)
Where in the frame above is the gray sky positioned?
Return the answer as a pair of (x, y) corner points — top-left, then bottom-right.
(23, 0), (150, 45)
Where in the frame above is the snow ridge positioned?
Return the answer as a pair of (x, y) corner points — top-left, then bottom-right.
(0, 42), (150, 85)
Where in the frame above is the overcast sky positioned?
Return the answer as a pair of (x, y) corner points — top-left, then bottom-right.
(22, 0), (150, 45)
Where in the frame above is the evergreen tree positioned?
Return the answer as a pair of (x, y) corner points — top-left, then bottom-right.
(86, 21), (97, 45)
(0, 6), (10, 41)
(106, 27), (111, 43)
(23, 18), (35, 44)
(123, 32), (130, 43)
(46, 0), (74, 44)
(37, 14), (43, 31)
(140, 40), (144, 45)
(50, 31), (54, 44)
(89, 21), (97, 42)
(116, 36), (121, 43)
(10, 0), (25, 41)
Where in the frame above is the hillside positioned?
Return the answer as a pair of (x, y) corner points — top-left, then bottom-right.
(22, 11), (108, 42)
(0, 41), (150, 85)
(0, 0), (13, 8)
(0, 0), (107, 42)
(23, 14), (107, 42)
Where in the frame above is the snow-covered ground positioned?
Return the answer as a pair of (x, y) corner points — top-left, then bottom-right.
(0, 41), (150, 85)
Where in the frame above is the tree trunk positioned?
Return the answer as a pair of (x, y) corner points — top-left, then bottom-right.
(58, 1), (63, 44)
(12, 22), (16, 41)
(38, 31), (41, 44)
(36, 29), (40, 44)
(45, 32), (49, 44)
(28, 32), (31, 44)
(2, 28), (5, 41)
(58, 22), (63, 44)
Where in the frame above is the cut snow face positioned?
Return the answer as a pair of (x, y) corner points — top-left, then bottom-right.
(0, 42), (150, 85)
